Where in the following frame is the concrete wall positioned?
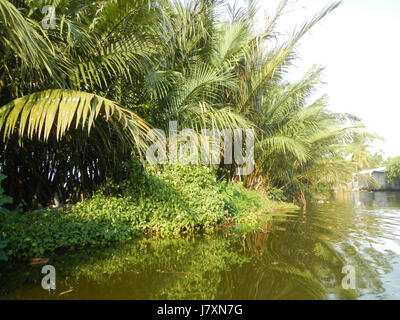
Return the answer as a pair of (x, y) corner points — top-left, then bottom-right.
(351, 171), (400, 191)
(371, 172), (400, 191)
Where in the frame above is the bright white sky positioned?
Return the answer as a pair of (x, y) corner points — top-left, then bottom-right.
(229, 0), (400, 158)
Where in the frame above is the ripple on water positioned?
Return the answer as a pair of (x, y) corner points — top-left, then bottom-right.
(1, 191), (400, 299)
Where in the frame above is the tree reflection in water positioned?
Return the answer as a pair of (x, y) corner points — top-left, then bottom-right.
(1, 192), (400, 300)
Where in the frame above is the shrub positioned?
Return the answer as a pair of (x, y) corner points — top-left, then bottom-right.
(0, 172), (13, 261)
(386, 157), (400, 184)
(116, 162), (230, 234)
(266, 187), (287, 201)
(1, 203), (143, 260)
(1, 161), (296, 261)
(0, 162), (230, 259)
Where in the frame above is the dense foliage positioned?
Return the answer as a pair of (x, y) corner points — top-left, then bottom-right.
(0, 0), (383, 260)
(0, 162), (295, 260)
(0, 0), (375, 208)
(0, 172), (12, 261)
(385, 157), (400, 184)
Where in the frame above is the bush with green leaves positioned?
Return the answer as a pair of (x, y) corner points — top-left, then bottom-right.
(1, 202), (143, 260)
(0, 163), (228, 260)
(0, 172), (13, 261)
(1, 161), (298, 261)
(386, 157), (400, 184)
(266, 187), (287, 202)
(220, 182), (297, 226)
(107, 162), (230, 234)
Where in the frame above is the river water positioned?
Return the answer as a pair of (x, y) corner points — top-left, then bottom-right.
(1, 191), (400, 300)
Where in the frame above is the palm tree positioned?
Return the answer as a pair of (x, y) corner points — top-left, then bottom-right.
(345, 134), (381, 171)
(0, 0), (158, 206)
(134, 0), (250, 132)
(241, 66), (368, 204)
(0, 0), (370, 208)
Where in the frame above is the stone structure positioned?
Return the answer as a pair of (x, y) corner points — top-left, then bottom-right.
(350, 167), (400, 191)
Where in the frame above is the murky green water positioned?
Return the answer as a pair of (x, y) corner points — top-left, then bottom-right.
(1, 191), (400, 300)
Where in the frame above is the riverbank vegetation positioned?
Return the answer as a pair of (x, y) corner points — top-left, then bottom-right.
(0, 0), (376, 260)
(1, 162), (296, 260)
(385, 157), (400, 184)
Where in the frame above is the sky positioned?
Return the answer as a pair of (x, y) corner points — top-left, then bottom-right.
(231, 0), (400, 158)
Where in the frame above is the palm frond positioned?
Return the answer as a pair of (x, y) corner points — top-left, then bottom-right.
(0, 89), (151, 151)
(0, 0), (63, 87)
(258, 136), (308, 163)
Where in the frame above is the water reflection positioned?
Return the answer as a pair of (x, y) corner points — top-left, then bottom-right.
(351, 191), (400, 209)
(1, 192), (400, 300)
